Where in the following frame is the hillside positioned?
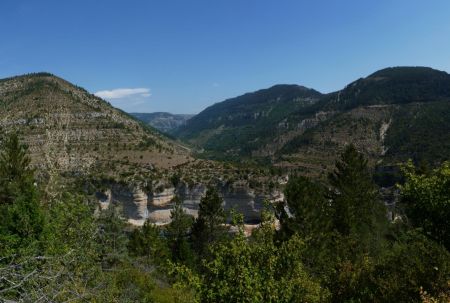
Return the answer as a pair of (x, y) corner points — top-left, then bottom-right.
(0, 73), (191, 181)
(173, 84), (323, 159)
(131, 112), (194, 134)
(320, 66), (450, 110)
(174, 67), (450, 176)
(279, 67), (450, 176)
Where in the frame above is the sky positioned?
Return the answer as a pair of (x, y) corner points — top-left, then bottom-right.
(1, 0), (450, 114)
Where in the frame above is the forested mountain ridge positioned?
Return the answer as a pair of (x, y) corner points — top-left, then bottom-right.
(320, 66), (450, 110)
(174, 67), (450, 176)
(279, 66), (450, 176)
(173, 84), (323, 159)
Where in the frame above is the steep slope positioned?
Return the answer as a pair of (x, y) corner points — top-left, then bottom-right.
(0, 73), (191, 181)
(320, 66), (450, 110)
(131, 112), (194, 134)
(277, 67), (450, 176)
(173, 67), (450, 178)
(174, 84), (323, 159)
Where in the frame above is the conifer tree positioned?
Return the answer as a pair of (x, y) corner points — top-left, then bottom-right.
(278, 175), (330, 239)
(0, 133), (35, 205)
(96, 206), (128, 269)
(191, 187), (227, 256)
(128, 220), (169, 263)
(328, 144), (386, 238)
(0, 133), (44, 254)
(166, 196), (194, 263)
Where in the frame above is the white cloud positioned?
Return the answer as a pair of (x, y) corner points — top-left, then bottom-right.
(94, 88), (151, 99)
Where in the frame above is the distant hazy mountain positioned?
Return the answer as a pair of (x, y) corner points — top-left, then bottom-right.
(131, 112), (194, 134)
(174, 67), (450, 177)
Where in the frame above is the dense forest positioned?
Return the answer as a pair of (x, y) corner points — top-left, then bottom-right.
(1, 133), (449, 302)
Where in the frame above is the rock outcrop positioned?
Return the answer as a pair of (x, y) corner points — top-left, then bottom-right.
(97, 181), (283, 226)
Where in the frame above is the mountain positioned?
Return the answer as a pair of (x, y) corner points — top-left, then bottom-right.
(320, 66), (450, 110)
(0, 73), (191, 181)
(173, 84), (323, 159)
(174, 67), (450, 177)
(130, 112), (194, 133)
(280, 67), (450, 169)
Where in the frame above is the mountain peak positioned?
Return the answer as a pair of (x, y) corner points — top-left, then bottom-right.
(324, 66), (450, 110)
(367, 66), (449, 79)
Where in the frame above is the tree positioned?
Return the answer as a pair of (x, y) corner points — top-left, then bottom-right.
(277, 175), (330, 240)
(322, 145), (389, 302)
(368, 230), (450, 302)
(191, 187), (227, 256)
(173, 215), (328, 303)
(328, 144), (387, 241)
(399, 160), (450, 249)
(166, 196), (194, 264)
(96, 206), (129, 269)
(128, 220), (169, 264)
(0, 133), (44, 255)
(0, 133), (34, 205)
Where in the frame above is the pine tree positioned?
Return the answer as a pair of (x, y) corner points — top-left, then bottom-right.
(0, 133), (35, 205)
(191, 187), (227, 256)
(278, 175), (330, 239)
(166, 196), (194, 263)
(128, 220), (169, 263)
(328, 144), (385, 238)
(96, 206), (128, 269)
(0, 133), (44, 254)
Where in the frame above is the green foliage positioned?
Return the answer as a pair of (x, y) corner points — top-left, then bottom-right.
(0, 133), (44, 255)
(173, 222), (327, 303)
(0, 192), (45, 255)
(42, 193), (100, 283)
(166, 196), (194, 264)
(368, 230), (450, 302)
(191, 187), (227, 256)
(170, 173), (181, 187)
(399, 161), (450, 249)
(174, 67), (450, 169)
(277, 175), (330, 239)
(174, 84), (322, 159)
(96, 206), (129, 269)
(322, 67), (450, 111)
(384, 101), (450, 164)
(128, 220), (169, 263)
(328, 144), (387, 240)
(1, 130), (449, 301)
(0, 133), (34, 204)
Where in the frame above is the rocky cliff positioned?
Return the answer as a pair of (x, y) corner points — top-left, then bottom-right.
(97, 181), (284, 226)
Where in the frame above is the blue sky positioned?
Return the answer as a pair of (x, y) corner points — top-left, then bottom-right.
(1, 0), (450, 114)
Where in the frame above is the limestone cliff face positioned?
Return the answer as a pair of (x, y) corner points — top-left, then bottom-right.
(97, 181), (284, 226)
(151, 188), (176, 207)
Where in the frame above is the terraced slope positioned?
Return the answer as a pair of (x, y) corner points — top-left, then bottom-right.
(0, 73), (191, 181)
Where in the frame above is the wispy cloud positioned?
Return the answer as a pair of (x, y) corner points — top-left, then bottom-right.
(94, 88), (151, 99)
